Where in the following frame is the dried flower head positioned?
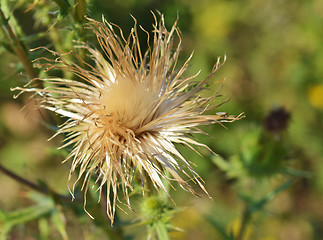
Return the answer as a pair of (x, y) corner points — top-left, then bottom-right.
(13, 14), (242, 223)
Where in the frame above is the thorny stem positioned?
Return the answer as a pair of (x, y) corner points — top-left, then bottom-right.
(0, 163), (72, 202)
(237, 205), (250, 240)
(0, 8), (38, 81)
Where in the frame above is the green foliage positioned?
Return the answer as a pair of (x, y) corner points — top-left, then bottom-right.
(0, 0), (322, 239)
(0, 193), (67, 240)
(213, 124), (289, 179)
(140, 196), (177, 240)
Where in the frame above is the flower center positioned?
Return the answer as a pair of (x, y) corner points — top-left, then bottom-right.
(99, 77), (157, 132)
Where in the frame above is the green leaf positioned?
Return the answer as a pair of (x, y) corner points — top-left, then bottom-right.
(212, 155), (230, 171)
(39, 218), (50, 240)
(0, 193), (55, 237)
(51, 209), (68, 240)
(154, 221), (169, 240)
(0, 203), (53, 237)
(0, 209), (6, 220)
(212, 155), (245, 178)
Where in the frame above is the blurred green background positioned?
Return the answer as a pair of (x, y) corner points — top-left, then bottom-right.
(1, 0), (323, 239)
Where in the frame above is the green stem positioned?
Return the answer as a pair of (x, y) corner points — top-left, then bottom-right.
(237, 205), (250, 240)
(0, 8), (38, 80)
(73, 0), (88, 73)
(74, 0), (86, 23)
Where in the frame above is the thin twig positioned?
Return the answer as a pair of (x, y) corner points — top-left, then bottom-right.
(0, 163), (72, 201)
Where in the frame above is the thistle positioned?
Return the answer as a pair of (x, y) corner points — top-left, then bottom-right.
(13, 14), (242, 223)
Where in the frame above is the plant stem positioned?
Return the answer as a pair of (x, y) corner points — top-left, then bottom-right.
(0, 163), (72, 202)
(74, 0), (86, 23)
(73, 0), (88, 71)
(237, 205), (250, 240)
(0, 8), (38, 80)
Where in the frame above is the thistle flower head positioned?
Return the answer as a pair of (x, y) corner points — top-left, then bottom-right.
(13, 14), (242, 223)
